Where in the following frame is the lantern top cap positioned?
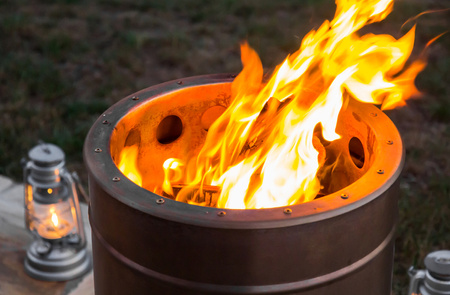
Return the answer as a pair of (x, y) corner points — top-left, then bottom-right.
(425, 250), (450, 277)
(29, 143), (65, 167)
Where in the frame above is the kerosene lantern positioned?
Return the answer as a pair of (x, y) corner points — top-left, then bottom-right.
(408, 250), (450, 295)
(23, 142), (91, 281)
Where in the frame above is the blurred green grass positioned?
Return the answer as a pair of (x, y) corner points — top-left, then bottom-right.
(0, 0), (448, 293)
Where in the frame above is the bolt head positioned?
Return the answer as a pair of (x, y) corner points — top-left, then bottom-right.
(284, 208), (292, 214)
(341, 193), (349, 199)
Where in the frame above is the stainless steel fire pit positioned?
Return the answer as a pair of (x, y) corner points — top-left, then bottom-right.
(84, 74), (403, 295)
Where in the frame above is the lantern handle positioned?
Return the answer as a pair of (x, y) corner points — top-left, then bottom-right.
(61, 169), (87, 249)
(407, 266), (425, 295)
(71, 171), (90, 204)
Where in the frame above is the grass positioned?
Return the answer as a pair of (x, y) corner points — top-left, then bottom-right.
(0, 0), (448, 293)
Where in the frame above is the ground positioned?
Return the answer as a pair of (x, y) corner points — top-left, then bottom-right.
(0, 0), (448, 293)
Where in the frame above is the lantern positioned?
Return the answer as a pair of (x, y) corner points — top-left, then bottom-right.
(23, 142), (91, 281)
(408, 250), (450, 295)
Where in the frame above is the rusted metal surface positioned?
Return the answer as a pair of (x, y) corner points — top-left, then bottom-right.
(85, 74), (404, 294)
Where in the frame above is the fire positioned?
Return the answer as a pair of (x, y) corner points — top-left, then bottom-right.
(118, 145), (143, 187)
(118, 0), (426, 209)
(51, 212), (59, 227)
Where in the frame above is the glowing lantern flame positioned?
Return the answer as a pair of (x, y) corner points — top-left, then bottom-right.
(51, 212), (59, 227)
(118, 0), (426, 209)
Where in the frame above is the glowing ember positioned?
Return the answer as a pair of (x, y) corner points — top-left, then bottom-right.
(118, 0), (426, 209)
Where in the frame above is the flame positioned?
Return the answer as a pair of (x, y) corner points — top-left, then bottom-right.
(118, 145), (143, 187)
(162, 158), (184, 196)
(51, 212), (59, 227)
(120, 0), (426, 209)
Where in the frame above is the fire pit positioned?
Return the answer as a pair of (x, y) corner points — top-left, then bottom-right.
(84, 0), (426, 293)
(84, 74), (403, 295)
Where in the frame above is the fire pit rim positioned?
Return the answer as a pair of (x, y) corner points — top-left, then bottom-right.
(84, 73), (404, 230)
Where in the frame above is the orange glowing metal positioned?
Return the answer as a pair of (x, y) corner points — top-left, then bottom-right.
(118, 0), (425, 209)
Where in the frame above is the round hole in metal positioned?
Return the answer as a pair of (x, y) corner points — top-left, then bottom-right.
(201, 106), (227, 131)
(156, 115), (183, 144)
(349, 137), (365, 169)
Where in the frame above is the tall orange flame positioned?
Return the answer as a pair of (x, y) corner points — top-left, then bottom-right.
(120, 0), (426, 209)
(118, 146), (143, 187)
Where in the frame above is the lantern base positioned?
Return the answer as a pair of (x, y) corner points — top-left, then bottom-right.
(24, 240), (91, 281)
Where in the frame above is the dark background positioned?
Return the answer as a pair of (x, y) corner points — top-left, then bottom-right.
(0, 0), (448, 293)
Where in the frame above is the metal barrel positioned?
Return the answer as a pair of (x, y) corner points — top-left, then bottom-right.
(84, 74), (403, 295)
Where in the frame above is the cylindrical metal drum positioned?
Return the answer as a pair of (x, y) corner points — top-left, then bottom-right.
(84, 74), (403, 295)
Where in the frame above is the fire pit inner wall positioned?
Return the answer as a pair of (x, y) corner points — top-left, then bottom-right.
(84, 74), (403, 295)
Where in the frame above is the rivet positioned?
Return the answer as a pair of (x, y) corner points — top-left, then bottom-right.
(131, 96), (139, 101)
(102, 120), (109, 124)
(177, 81), (183, 85)
(284, 208), (292, 214)
(377, 169), (384, 175)
(94, 148), (102, 153)
(112, 177), (121, 182)
(229, 74), (237, 78)
(341, 193), (349, 199)
(156, 198), (165, 204)
(386, 140), (393, 145)
(217, 211), (226, 217)
(370, 113), (378, 117)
